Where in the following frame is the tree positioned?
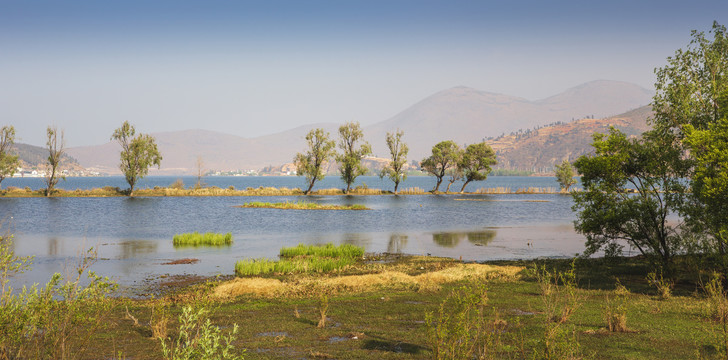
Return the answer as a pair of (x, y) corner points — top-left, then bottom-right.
(444, 148), (463, 193)
(572, 128), (685, 273)
(554, 160), (576, 192)
(420, 140), (459, 192)
(44, 126), (65, 197)
(335, 122), (371, 194)
(650, 22), (728, 263)
(458, 142), (497, 193)
(0, 126), (19, 189)
(195, 156), (206, 190)
(111, 121), (162, 196)
(380, 129), (408, 194)
(294, 128), (336, 195)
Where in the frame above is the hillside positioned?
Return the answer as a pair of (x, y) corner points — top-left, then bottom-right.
(66, 80), (653, 175)
(488, 105), (653, 173)
(11, 143), (85, 173)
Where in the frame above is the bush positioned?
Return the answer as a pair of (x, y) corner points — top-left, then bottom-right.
(161, 306), (244, 360)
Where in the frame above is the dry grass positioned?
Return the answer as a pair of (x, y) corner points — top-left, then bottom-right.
(311, 188), (344, 195)
(398, 187), (426, 195)
(213, 263), (523, 299)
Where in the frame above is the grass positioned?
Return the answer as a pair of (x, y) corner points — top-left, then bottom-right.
(279, 243), (365, 259)
(236, 201), (370, 210)
(172, 232), (233, 247)
(234, 243), (365, 277)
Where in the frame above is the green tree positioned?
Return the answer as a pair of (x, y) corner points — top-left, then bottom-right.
(294, 128), (336, 195)
(458, 142), (497, 193)
(554, 160), (576, 192)
(444, 147), (464, 193)
(111, 121), (162, 196)
(335, 122), (371, 194)
(572, 128), (685, 273)
(0, 126), (19, 189)
(379, 129), (408, 194)
(421, 140), (460, 192)
(44, 126), (65, 197)
(651, 22), (728, 262)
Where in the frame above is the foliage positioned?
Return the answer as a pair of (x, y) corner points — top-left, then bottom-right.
(335, 122), (371, 193)
(44, 126), (66, 197)
(294, 128), (336, 195)
(0, 126), (19, 189)
(554, 160), (576, 192)
(173, 232), (233, 247)
(420, 140), (460, 192)
(380, 129), (409, 194)
(457, 142), (497, 193)
(161, 306), (243, 360)
(573, 128), (685, 273)
(646, 271), (673, 300)
(703, 273), (728, 359)
(111, 121), (163, 196)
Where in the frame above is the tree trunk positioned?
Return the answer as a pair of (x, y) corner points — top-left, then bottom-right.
(460, 180), (472, 193)
(432, 177), (443, 192)
(394, 181), (399, 194)
(445, 180), (454, 193)
(305, 179), (316, 195)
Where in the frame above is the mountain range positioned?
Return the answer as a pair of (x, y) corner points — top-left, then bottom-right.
(61, 80), (653, 175)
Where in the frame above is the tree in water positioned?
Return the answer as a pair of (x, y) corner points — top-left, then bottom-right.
(111, 121), (162, 196)
(458, 142), (496, 193)
(294, 128), (336, 195)
(554, 160), (576, 192)
(336, 122), (371, 194)
(0, 126), (19, 189)
(380, 129), (408, 194)
(421, 140), (460, 192)
(44, 126), (65, 197)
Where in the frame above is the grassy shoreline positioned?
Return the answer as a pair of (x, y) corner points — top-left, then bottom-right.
(0, 185), (570, 197)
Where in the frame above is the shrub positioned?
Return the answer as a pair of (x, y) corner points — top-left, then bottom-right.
(647, 271), (673, 300)
(161, 306), (244, 360)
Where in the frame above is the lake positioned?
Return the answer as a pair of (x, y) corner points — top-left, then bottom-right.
(0, 176), (586, 293)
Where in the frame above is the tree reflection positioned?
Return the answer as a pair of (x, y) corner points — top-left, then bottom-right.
(432, 230), (497, 248)
(118, 240), (157, 259)
(432, 232), (465, 248)
(387, 234), (408, 253)
(467, 230), (496, 246)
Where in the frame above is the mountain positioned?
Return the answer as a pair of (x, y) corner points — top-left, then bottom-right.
(66, 80), (653, 174)
(489, 105), (653, 173)
(11, 143), (85, 172)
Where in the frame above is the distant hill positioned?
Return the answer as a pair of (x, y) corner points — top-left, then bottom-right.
(489, 105), (653, 173)
(66, 80), (653, 175)
(11, 143), (84, 171)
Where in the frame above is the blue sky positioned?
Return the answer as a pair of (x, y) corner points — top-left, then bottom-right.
(1, 0), (726, 147)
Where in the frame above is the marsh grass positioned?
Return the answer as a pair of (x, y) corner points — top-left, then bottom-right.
(398, 187), (426, 195)
(173, 232), (232, 247)
(279, 243), (364, 259)
(236, 201), (369, 210)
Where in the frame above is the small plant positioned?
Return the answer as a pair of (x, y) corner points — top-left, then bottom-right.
(647, 271), (673, 300)
(702, 272), (728, 359)
(150, 302), (170, 340)
(173, 232), (233, 247)
(170, 179), (185, 190)
(161, 306), (244, 360)
(317, 294), (329, 328)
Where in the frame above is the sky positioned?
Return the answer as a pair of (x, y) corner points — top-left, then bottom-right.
(1, 0), (727, 147)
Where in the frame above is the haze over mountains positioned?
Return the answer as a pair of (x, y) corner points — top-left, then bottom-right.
(64, 80), (653, 175)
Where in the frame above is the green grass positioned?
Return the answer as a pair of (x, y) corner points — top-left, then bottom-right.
(236, 201), (369, 210)
(279, 243), (365, 259)
(172, 232), (233, 247)
(235, 243), (365, 276)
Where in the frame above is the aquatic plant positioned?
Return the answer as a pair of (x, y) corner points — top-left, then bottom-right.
(173, 232), (233, 247)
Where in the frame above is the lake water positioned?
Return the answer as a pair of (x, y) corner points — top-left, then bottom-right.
(0, 176), (585, 293)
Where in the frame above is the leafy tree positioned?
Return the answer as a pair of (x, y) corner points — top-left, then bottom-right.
(0, 126), (19, 189)
(44, 126), (65, 197)
(554, 160), (576, 192)
(335, 122), (371, 194)
(420, 140), (459, 192)
(444, 148), (464, 193)
(572, 128), (685, 273)
(458, 142), (497, 193)
(650, 21), (728, 261)
(111, 121), (162, 196)
(380, 129), (408, 194)
(295, 128), (336, 195)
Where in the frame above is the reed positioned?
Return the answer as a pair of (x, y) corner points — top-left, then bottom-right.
(236, 201), (369, 210)
(279, 243), (364, 259)
(234, 257), (356, 276)
(172, 232), (233, 247)
(397, 187), (426, 195)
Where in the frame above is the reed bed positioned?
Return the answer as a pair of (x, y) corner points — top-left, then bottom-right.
(397, 187), (426, 195)
(235, 243), (364, 276)
(172, 232), (233, 247)
(348, 187), (384, 195)
(474, 186), (560, 194)
(236, 201), (369, 210)
(279, 243), (365, 259)
(311, 188), (344, 195)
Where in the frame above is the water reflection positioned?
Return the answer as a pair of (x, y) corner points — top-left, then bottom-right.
(48, 237), (60, 256)
(341, 233), (372, 248)
(387, 234), (408, 253)
(432, 230), (498, 248)
(118, 240), (158, 259)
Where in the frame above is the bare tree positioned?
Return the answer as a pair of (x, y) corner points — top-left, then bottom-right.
(44, 126), (65, 197)
(195, 155), (206, 189)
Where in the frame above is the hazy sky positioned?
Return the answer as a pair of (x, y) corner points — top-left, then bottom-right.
(2, 0), (726, 147)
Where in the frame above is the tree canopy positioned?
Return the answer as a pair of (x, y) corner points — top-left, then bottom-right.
(0, 126), (19, 189)
(421, 140), (460, 193)
(111, 121), (162, 196)
(294, 128), (336, 195)
(336, 122), (371, 194)
(554, 160), (576, 192)
(457, 142), (496, 193)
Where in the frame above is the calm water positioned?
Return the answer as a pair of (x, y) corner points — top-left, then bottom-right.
(0, 176), (585, 292)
